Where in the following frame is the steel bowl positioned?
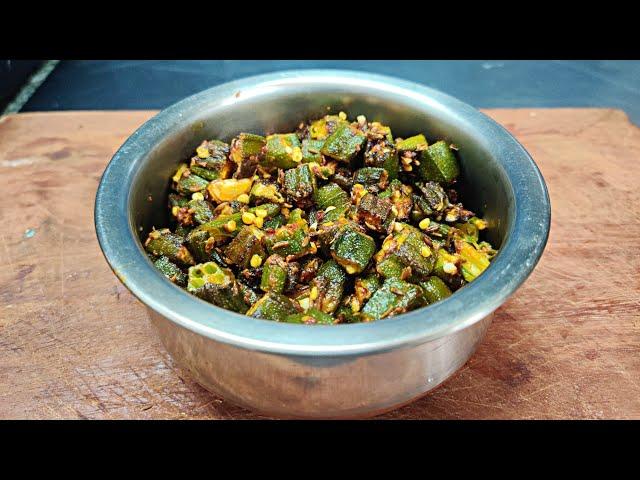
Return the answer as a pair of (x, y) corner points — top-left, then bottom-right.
(95, 70), (550, 418)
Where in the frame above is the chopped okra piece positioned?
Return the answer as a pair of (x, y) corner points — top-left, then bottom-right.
(394, 228), (437, 279)
(283, 163), (317, 208)
(353, 167), (389, 193)
(250, 179), (285, 204)
(230, 133), (265, 164)
(169, 193), (190, 209)
(396, 134), (428, 152)
(145, 228), (194, 266)
(260, 255), (288, 293)
(151, 111), (497, 324)
(301, 138), (325, 163)
(264, 133), (303, 169)
(310, 259), (346, 314)
(265, 223), (311, 260)
(320, 123), (366, 164)
(285, 307), (335, 325)
(456, 240), (491, 282)
(238, 281), (261, 306)
(185, 199), (216, 225)
(246, 292), (300, 321)
(420, 276), (452, 304)
(309, 115), (348, 140)
(356, 193), (395, 233)
(355, 274), (381, 305)
(314, 182), (349, 210)
(379, 179), (413, 220)
(223, 225), (266, 268)
(364, 139), (399, 180)
(418, 140), (460, 184)
(361, 278), (424, 321)
(376, 255), (405, 279)
(191, 140), (233, 180)
(154, 256), (187, 286)
(175, 171), (209, 196)
(335, 304), (363, 324)
(230, 133), (265, 178)
(330, 223), (376, 275)
(187, 261), (249, 313)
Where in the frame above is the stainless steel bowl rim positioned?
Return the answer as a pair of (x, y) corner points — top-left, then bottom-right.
(94, 69), (550, 357)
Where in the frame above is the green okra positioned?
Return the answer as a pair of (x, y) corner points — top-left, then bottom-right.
(175, 172), (209, 196)
(457, 240), (491, 282)
(364, 139), (399, 180)
(262, 213), (286, 230)
(353, 167), (389, 193)
(230, 133), (266, 178)
(187, 261), (249, 313)
(376, 255), (405, 279)
(264, 133), (303, 169)
(250, 180), (285, 204)
(309, 115), (348, 140)
(313, 182), (349, 210)
(310, 259), (346, 314)
(154, 256), (187, 287)
(260, 255), (288, 293)
(189, 165), (222, 182)
(265, 222), (311, 259)
(246, 292), (300, 321)
(169, 193), (189, 209)
(301, 138), (325, 164)
(418, 140), (460, 184)
(223, 225), (266, 268)
(394, 227), (436, 279)
(284, 163), (317, 208)
(192, 139), (230, 168)
(186, 199), (216, 225)
(320, 123), (366, 164)
(144, 228), (194, 266)
(285, 307), (335, 325)
(396, 134), (428, 152)
(238, 281), (261, 306)
(355, 273), (381, 305)
(230, 133), (265, 163)
(361, 278), (424, 321)
(335, 304), (363, 323)
(356, 193), (395, 233)
(330, 223), (377, 275)
(420, 276), (452, 304)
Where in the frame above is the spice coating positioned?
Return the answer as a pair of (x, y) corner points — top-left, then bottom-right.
(145, 112), (498, 324)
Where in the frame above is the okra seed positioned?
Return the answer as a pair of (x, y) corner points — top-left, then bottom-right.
(224, 220), (237, 232)
(191, 192), (204, 201)
(250, 254), (263, 268)
(236, 193), (250, 204)
(419, 218), (431, 230)
(242, 212), (256, 225)
(310, 286), (319, 301)
(420, 246), (432, 258)
(255, 208), (268, 218)
(443, 262), (457, 274)
(196, 146), (209, 158)
(254, 217), (264, 228)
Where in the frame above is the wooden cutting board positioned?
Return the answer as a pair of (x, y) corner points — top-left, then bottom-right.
(1, 109), (639, 419)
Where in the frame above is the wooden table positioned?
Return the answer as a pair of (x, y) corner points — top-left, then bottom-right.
(1, 109), (639, 419)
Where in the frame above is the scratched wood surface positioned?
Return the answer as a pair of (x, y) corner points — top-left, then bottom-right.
(0, 109), (639, 419)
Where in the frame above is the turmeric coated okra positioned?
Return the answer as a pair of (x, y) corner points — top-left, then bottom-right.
(144, 112), (498, 324)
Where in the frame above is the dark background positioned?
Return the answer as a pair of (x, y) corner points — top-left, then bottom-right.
(3, 60), (640, 124)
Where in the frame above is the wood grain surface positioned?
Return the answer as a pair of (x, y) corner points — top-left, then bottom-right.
(1, 109), (639, 419)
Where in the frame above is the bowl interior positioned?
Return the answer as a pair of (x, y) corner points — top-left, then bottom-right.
(131, 87), (513, 251)
(96, 70), (549, 355)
